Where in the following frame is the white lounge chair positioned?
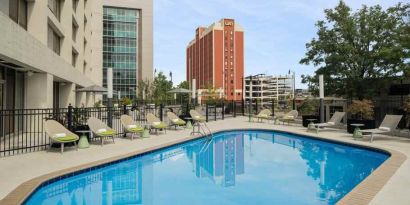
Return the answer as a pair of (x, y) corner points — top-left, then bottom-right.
(167, 111), (186, 130)
(87, 117), (116, 146)
(146, 113), (167, 135)
(277, 110), (298, 125)
(120, 115), (144, 140)
(253, 109), (274, 123)
(44, 120), (79, 154)
(362, 115), (403, 142)
(313, 112), (345, 133)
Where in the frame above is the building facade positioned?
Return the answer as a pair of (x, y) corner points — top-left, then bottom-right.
(0, 0), (153, 110)
(244, 74), (293, 106)
(186, 19), (244, 102)
(102, 0), (153, 102)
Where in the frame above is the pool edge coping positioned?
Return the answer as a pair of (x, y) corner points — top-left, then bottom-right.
(0, 127), (406, 205)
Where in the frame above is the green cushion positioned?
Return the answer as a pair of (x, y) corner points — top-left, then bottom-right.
(152, 122), (167, 129)
(174, 119), (186, 125)
(193, 116), (206, 122)
(128, 127), (144, 132)
(98, 130), (116, 136)
(52, 135), (78, 142)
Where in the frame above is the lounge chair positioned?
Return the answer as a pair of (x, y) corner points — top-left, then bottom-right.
(120, 115), (144, 140)
(313, 112), (345, 133)
(277, 110), (299, 125)
(87, 117), (116, 145)
(146, 113), (167, 135)
(362, 115), (403, 142)
(167, 111), (186, 129)
(253, 109), (274, 123)
(190, 109), (206, 123)
(44, 120), (79, 154)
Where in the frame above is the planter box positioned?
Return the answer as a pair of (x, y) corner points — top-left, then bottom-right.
(347, 119), (376, 133)
(302, 115), (320, 127)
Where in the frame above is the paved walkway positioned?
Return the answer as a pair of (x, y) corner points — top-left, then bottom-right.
(0, 117), (409, 204)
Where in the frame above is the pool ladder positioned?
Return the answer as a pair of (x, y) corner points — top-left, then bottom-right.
(198, 122), (214, 153)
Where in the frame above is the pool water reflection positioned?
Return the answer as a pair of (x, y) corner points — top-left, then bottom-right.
(25, 130), (388, 205)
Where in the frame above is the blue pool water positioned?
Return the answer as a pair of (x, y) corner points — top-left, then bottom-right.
(25, 130), (388, 205)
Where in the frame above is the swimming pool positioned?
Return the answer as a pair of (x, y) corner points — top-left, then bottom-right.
(24, 130), (388, 205)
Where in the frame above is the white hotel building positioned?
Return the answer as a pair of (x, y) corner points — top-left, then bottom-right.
(244, 74), (294, 106)
(0, 0), (153, 110)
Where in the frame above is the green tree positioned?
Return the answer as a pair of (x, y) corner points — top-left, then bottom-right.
(300, 1), (410, 99)
(153, 71), (173, 104)
(136, 79), (154, 103)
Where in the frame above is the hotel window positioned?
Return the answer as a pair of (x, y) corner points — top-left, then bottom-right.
(47, 26), (60, 55)
(83, 39), (87, 52)
(84, 15), (87, 32)
(72, 23), (78, 42)
(72, 50), (78, 67)
(48, 0), (60, 20)
(83, 62), (87, 74)
(72, 0), (79, 12)
(9, 0), (27, 29)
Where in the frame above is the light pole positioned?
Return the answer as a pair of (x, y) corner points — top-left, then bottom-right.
(248, 75), (253, 122)
(319, 75), (325, 123)
(288, 70), (296, 110)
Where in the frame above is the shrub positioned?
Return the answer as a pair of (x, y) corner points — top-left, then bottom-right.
(347, 99), (374, 120)
(298, 98), (319, 115)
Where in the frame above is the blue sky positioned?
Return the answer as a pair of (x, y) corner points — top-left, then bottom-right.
(153, 0), (402, 89)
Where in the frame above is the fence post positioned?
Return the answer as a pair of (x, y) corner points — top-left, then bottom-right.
(214, 104), (217, 121)
(255, 99), (259, 114)
(206, 103), (209, 122)
(186, 102), (190, 117)
(159, 104), (164, 121)
(242, 99), (245, 116)
(107, 105), (113, 128)
(67, 104), (73, 131)
(123, 104), (127, 114)
(233, 100), (236, 118)
(271, 99), (275, 116)
(222, 101), (225, 120)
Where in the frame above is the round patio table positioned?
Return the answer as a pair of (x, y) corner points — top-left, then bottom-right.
(75, 130), (91, 149)
(350, 123), (365, 139)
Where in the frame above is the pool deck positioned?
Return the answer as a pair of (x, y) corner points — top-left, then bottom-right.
(1, 116), (410, 205)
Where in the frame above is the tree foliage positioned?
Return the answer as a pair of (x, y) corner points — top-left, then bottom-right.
(300, 1), (410, 99)
(153, 71), (173, 104)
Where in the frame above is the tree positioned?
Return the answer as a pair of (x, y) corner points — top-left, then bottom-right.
(300, 1), (410, 99)
(153, 71), (173, 104)
(136, 79), (154, 103)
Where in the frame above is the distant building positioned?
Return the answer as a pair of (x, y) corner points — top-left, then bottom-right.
(244, 74), (293, 106)
(295, 89), (312, 98)
(186, 18), (244, 101)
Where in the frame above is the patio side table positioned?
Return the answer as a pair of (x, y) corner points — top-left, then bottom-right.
(350, 123), (365, 139)
(306, 119), (318, 131)
(76, 130), (91, 149)
(140, 122), (150, 138)
(184, 117), (193, 129)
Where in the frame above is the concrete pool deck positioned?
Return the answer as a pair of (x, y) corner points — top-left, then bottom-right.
(0, 116), (409, 205)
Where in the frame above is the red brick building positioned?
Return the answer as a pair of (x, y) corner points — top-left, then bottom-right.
(186, 19), (244, 101)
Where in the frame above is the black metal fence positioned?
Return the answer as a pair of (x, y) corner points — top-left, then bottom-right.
(0, 101), (246, 157)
